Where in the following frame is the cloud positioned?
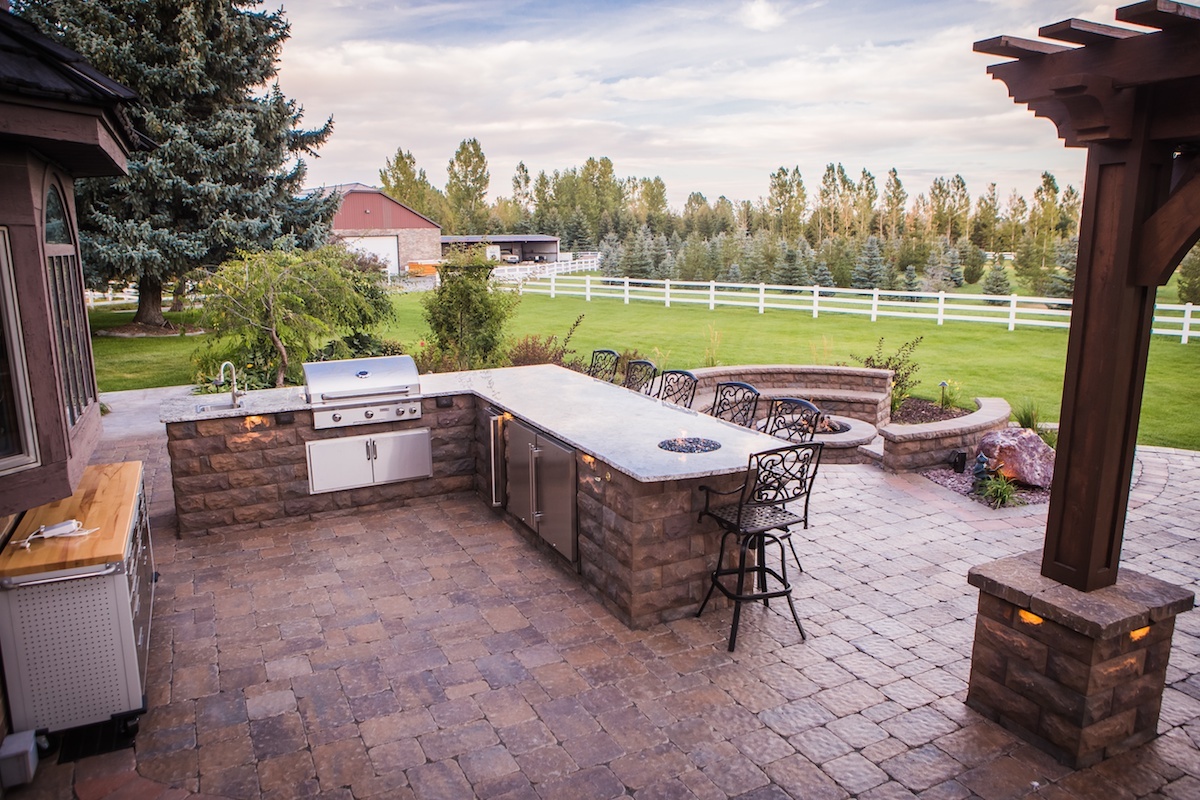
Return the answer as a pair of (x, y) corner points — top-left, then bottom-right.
(279, 0), (1110, 208)
(740, 0), (786, 32)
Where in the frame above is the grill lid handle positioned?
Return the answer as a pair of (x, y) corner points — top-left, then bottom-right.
(319, 386), (412, 401)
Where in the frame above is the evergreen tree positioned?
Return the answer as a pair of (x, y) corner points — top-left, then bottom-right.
(851, 235), (887, 289)
(946, 243), (964, 287)
(959, 237), (987, 284)
(813, 261), (835, 291)
(1047, 236), (1079, 299)
(649, 233), (670, 277)
(982, 261), (1012, 304)
(923, 243), (953, 292)
(597, 233), (622, 276)
(1013, 234), (1057, 296)
(619, 228), (653, 278)
(16, 0), (337, 326)
(902, 264), (920, 301)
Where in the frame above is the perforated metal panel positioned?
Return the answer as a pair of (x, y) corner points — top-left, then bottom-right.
(0, 573), (137, 732)
(0, 468), (151, 733)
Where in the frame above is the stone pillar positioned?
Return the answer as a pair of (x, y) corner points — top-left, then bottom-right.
(966, 551), (1193, 768)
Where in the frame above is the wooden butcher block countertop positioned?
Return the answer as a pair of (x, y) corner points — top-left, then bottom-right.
(0, 461), (142, 578)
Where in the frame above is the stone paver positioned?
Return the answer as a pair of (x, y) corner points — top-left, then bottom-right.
(13, 390), (1200, 799)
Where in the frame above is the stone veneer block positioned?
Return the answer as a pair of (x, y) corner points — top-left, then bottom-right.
(966, 550), (1194, 768)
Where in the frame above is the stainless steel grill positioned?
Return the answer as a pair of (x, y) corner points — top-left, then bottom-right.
(302, 355), (423, 429)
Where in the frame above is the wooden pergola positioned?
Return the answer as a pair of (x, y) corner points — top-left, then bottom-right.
(976, 0), (1200, 592)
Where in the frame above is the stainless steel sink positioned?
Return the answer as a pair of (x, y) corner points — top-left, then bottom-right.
(195, 400), (245, 414)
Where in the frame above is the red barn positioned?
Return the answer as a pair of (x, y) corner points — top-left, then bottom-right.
(326, 183), (441, 277)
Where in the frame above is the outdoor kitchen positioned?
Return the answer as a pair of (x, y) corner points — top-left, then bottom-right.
(159, 362), (784, 629)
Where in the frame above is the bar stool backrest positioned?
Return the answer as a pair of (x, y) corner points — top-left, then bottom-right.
(710, 381), (759, 427)
(658, 370), (698, 408)
(763, 397), (823, 443)
(622, 359), (658, 394)
(587, 349), (619, 382)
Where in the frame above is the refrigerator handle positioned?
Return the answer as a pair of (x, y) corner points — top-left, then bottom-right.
(530, 443), (544, 522)
(488, 413), (505, 507)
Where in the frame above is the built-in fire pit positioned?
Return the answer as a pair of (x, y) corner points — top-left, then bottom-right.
(658, 437), (721, 453)
(813, 417), (850, 434)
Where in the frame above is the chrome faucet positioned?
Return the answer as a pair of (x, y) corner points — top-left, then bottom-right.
(215, 361), (245, 407)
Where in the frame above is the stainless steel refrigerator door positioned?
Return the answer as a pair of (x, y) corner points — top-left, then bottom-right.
(507, 418), (537, 530)
(535, 433), (577, 562)
(505, 418), (577, 562)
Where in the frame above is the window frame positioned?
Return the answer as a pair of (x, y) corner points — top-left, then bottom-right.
(0, 226), (41, 475)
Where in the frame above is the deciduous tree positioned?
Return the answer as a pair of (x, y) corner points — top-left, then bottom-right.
(446, 138), (490, 234)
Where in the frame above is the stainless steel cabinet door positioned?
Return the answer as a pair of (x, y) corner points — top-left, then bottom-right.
(536, 433), (577, 561)
(506, 419), (537, 530)
(505, 418), (577, 562)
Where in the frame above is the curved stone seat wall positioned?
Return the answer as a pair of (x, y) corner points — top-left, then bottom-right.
(876, 397), (1012, 473)
(688, 365), (893, 427)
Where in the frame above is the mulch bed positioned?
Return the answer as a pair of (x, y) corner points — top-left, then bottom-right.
(893, 399), (1051, 507)
(891, 397), (970, 425)
(923, 466), (1052, 507)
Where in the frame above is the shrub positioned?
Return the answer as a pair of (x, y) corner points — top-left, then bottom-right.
(1014, 397), (1058, 448)
(849, 336), (923, 414)
(1179, 243), (1200, 305)
(422, 245), (520, 370)
(938, 379), (962, 410)
(507, 315), (584, 369)
(978, 472), (1022, 508)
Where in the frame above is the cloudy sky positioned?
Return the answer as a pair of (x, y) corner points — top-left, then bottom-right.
(277, 0), (1121, 209)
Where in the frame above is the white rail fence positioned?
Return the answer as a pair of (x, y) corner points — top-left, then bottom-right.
(490, 256), (602, 282)
(517, 274), (1197, 344)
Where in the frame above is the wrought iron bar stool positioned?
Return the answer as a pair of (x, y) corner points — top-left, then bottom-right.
(658, 369), (698, 408)
(760, 397), (823, 443)
(587, 349), (619, 382)
(709, 381), (759, 427)
(696, 442), (823, 650)
(622, 359), (658, 394)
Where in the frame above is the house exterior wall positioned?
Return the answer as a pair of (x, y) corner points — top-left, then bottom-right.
(0, 146), (102, 516)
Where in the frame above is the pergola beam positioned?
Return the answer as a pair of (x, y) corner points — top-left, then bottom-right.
(1039, 19), (1141, 45)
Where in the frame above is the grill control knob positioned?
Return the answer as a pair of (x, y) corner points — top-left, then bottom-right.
(332, 413), (342, 422)
(364, 410), (375, 419)
(396, 407), (405, 417)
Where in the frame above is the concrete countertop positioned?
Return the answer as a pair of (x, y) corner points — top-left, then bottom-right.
(161, 364), (783, 482)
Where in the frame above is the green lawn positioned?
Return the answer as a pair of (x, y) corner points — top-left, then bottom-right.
(89, 291), (1200, 450)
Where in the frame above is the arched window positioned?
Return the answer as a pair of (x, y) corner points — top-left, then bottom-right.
(44, 183), (95, 427)
(0, 228), (38, 471)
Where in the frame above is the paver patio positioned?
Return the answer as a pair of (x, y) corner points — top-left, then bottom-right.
(10, 387), (1200, 799)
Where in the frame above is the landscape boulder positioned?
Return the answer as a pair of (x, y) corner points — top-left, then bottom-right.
(978, 428), (1056, 488)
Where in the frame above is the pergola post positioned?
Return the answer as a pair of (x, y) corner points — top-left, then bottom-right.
(963, 1), (1199, 766)
(1042, 121), (1172, 591)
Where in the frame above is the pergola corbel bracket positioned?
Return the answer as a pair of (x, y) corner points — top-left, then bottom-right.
(1135, 161), (1200, 285)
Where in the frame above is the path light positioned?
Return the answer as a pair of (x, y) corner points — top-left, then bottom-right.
(939, 380), (949, 408)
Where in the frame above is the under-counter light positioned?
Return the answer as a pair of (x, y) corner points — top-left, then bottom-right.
(242, 415), (268, 431)
(1018, 610), (1044, 626)
(1130, 626), (1150, 642)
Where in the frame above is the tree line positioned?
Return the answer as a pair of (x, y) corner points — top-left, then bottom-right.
(382, 142), (1085, 298)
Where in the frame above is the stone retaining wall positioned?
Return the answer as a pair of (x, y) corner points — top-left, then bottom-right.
(167, 395), (478, 536)
(876, 397), (1011, 472)
(689, 365), (893, 426)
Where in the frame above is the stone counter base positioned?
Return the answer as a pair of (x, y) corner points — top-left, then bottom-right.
(966, 550), (1194, 768)
(167, 396), (478, 536)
